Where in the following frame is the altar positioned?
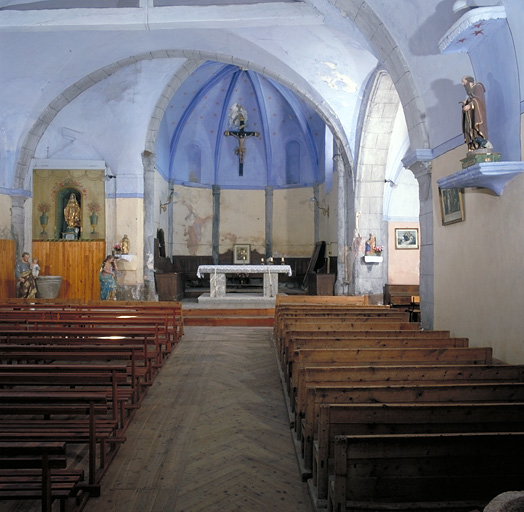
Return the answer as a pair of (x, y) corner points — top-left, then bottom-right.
(196, 264), (292, 299)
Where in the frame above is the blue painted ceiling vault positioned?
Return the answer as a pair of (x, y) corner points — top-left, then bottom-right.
(157, 62), (326, 190)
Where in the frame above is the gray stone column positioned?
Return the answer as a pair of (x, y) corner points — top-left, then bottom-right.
(265, 186), (273, 258)
(312, 183), (320, 244)
(142, 150), (158, 301)
(11, 195), (29, 258)
(334, 152), (351, 295)
(212, 185), (220, 264)
(404, 152), (434, 329)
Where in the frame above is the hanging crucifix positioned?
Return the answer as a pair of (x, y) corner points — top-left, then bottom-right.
(224, 103), (259, 177)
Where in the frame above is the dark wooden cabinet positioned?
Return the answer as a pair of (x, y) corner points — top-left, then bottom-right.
(155, 273), (184, 301)
(308, 273), (335, 296)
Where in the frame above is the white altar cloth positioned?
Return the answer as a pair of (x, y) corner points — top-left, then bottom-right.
(196, 265), (292, 298)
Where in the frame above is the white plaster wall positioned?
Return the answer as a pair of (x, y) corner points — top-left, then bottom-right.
(172, 185), (213, 256)
(432, 139), (524, 364)
(35, 59), (185, 195)
(320, 179), (338, 261)
(273, 188), (315, 258)
(220, 189), (265, 255)
(387, 221), (420, 284)
(114, 197), (143, 286)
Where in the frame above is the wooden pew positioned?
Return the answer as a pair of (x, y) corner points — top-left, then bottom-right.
(293, 364), (524, 432)
(276, 318), (419, 352)
(274, 306), (404, 341)
(0, 441), (84, 512)
(275, 295), (369, 306)
(314, 401), (524, 502)
(0, 299), (184, 339)
(0, 316), (176, 360)
(0, 345), (151, 404)
(278, 328), (453, 367)
(288, 346), (493, 394)
(301, 381), (524, 473)
(282, 336), (469, 379)
(0, 369), (132, 430)
(0, 390), (114, 490)
(328, 432), (524, 512)
(0, 332), (157, 375)
(384, 283), (419, 307)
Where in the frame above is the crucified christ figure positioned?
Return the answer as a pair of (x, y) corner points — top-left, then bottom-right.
(224, 114), (259, 177)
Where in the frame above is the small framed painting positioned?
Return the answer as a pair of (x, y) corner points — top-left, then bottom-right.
(233, 244), (250, 264)
(439, 187), (465, 225)
(395, 228), (419, 249)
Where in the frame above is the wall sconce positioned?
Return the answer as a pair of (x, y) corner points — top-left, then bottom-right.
(309, 197), (329, 217)
(384, 179), (397, 186)
(160, 189), (174, 214)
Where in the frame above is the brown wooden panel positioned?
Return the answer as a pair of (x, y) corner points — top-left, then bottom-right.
(0, 240), (16, 298)
(33, 241), (106, 301)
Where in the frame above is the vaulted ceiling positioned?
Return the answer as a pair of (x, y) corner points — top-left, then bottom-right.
(158, 62), (326, 189)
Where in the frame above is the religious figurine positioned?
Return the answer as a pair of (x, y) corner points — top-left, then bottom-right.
(121, 234), (130, 255)
(64, 193), (81, 229)
(365, 234), (376, 255)
(461, 75), (489, 151)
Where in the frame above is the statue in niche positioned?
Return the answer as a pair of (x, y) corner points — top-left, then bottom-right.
(365, 234), (376, 255)
(64, 193), (81, 230)
(121, 234), (130, 255)
(461, 75), (490, 152)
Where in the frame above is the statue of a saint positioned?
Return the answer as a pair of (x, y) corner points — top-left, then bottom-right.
(64, 193), (81, 229)
(461, 75), (489, 151)
(365, 234), (376, 255)
(121, 234), (130, 255)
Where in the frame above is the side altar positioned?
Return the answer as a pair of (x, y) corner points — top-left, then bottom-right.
(196, 265), (292, 299)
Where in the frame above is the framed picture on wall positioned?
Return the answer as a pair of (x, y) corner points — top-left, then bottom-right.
(233, 244), (250, 264)
(439, 187), (465, 225)
(395, 228), (419, 249)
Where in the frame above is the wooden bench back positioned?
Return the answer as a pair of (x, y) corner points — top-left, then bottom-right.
(330, 432), (524, 510)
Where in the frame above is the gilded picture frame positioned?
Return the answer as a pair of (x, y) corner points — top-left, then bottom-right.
(439, 187), (465, 226)
(233, 244), (250, 264)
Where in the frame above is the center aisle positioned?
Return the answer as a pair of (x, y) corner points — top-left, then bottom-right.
(84, 325), (313, 512)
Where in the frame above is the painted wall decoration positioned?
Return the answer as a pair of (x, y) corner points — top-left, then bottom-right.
(33, 168), (106, 240)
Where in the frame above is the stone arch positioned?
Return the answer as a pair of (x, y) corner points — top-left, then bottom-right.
(351, 69), (400, 296)
(331, 1), (432, 320)
(335, 0), (429, 152)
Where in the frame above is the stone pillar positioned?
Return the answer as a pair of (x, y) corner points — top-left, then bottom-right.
(142, 150), (158, 301)
(334, 152), (351, 295)
(11, 194), (29, 258)
(265, 186), (273, 259)
(212, 185), (220, 264)
(404, 152), (434, 330)
(312, 183), (320, 244)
